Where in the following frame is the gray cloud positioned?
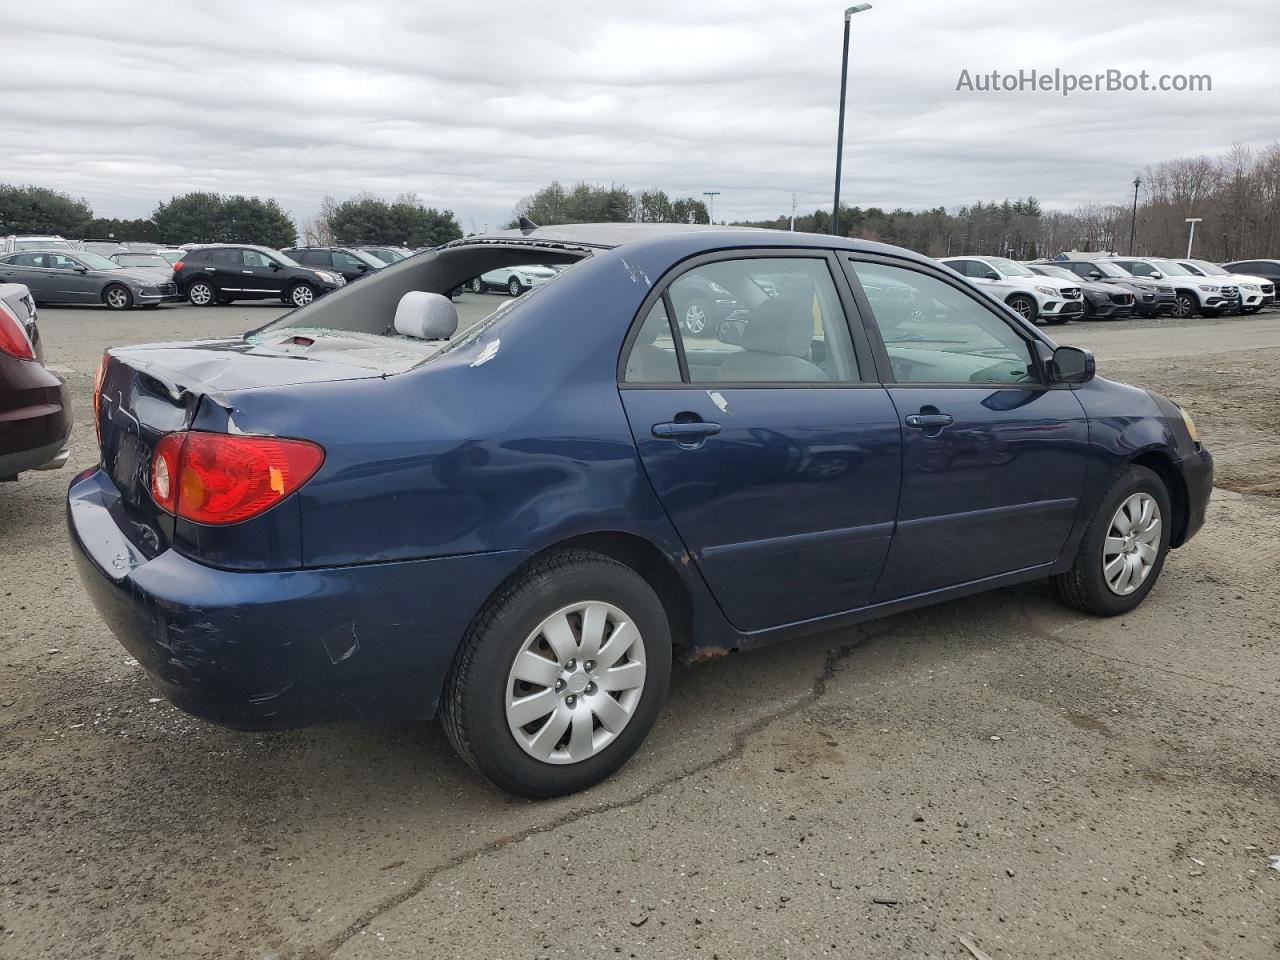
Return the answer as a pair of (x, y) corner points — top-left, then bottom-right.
(2, 0), (1277, 232)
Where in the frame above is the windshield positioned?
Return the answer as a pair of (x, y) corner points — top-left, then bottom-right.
(114, 254), (168, 268)
(348, 249), (386, 269)
(1187, 260), (1228, 276)
(15, 238), (70, 250)
(76, 251), (123, 270)
(987, 257), (1035, 277)
(1032, 265), (1076, 281)
(271, 250), (301, 267)
(1086, 261), (1130, 278)
(365, 248), (402, 264)
(1150, 259), (1192, 276)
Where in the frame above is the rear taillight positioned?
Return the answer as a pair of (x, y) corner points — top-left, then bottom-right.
(150, 431), (324, 525)
(172, 260), (185, 272)
(0, 301), (35, 360)
(93, 353), (108, 448)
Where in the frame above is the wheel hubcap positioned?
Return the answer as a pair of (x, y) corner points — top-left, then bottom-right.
(685, 304), (707, 334)
(293, 287), (313, 305)
(107, 289), (126, 307)
(1174, 296), (1191, 317)
(1102, 492), (1161, 596)
(505, 601), (647, 765)
(191, 285), (210, 304)
(1014, 300), (1032, 319)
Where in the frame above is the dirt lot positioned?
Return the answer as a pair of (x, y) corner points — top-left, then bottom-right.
(1, 302), (1278, 960)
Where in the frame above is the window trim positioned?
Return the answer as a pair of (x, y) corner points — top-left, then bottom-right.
(617, 247), (877, 390)
(840, 252), (1058, 390)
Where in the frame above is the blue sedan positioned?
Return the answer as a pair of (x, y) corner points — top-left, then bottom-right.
(68, 224), (1212, 797)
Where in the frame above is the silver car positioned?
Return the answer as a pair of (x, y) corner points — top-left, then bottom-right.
(0, 249), (180, 309)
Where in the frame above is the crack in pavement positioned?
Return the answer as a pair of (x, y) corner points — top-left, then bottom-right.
(307, 625), (880, 960)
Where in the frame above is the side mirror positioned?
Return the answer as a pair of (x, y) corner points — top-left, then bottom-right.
(1087, 271), (1103, 280)
(984, 271), (1000, 281)
(1049, 346), (1095, 384)
(270, 261), (282, 270)
(1148, 271), (1163, 279)
(359, 262), (370, 271)
(717, 319), (745, 346)
(75, 266), (89, 274)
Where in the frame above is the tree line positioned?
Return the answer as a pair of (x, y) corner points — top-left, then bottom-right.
(0, 185), (463, 250)
(509, 181), (710, 227)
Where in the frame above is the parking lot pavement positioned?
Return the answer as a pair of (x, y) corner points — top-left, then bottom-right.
(1, 306), (1278, 959)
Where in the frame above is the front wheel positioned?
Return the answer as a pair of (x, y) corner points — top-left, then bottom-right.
(103, 284), (133, 310)
(287, 283), (315, 308)
(508, 276), (523, 297)
(1006, 295), (1038, 324)
(681, 296), (714, 337)
(1053, 464), (1171, 616)
(1170, 291), (1198, 319)
(470, 277), (485, 294)
(441, 550), (672, 798)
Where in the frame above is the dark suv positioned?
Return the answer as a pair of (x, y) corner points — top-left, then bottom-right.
(174, 245), (345, 308)
(281, 246), (385, 284)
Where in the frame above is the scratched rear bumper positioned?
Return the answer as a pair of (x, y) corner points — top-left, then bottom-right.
(67, 467), (528, 729)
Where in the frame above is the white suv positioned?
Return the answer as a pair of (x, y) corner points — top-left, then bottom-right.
(1104, 257), (1239, 318)
(1176, 259), (1272, 314)
(938, 256), (1085, 324)
(469, 264), (558, 297)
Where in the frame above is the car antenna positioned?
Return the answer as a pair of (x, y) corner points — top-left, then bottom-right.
(518, 216), (539, 234)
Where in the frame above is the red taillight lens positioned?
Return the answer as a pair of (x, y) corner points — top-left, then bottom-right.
(172, 260), (185, 272)
(0, 301), (35, 360)
(150, 431), (324, 525)
(93, 353), (109, 449)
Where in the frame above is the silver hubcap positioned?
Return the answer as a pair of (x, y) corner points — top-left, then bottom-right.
(684, 303), (707, 334)
(509, 280), (521, 295)
(505, 601), (647, 765)
(1173, 296), (1192, 318)
(190, 284), (211, 304)
(292, 286), (313, 306)
(1103, 492), (1161, 596)
(107, 288), (127, 308)
(1012, 299), (1032, 319)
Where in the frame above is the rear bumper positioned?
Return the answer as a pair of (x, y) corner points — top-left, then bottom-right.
(0, 366), (71, 479)
(67, 467), (528, 729)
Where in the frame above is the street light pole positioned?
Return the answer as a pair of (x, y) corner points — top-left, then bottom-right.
(1129, 176), (1141, 255)
(831, 4), (872, 237)
(1185, 217), (1202, 258)
(702, 191), (720, 225)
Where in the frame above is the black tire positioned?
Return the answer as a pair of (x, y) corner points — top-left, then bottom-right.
(187, 280), (216, 307)
(287, 282), (316, 308)
(1170, 290), (1198, 319)
(1007, 294), (1038, 324)
(441, 549), (672, 798)
(103, 283), (133, 311)
(680, 296), (716, 337)
(1053, 464), (1171, 616)
(470, 277), (485, 294)
(507, 276), (523, 297)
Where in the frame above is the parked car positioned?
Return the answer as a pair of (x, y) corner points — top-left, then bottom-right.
(1051, 259), (1174, 318)
(355, 245), (414, 264)
(173, 245), (345, 307)
(282, 246), (386, 284)
(1223, 259), (1280, 300)
(0, 249), (180, 309)
(1177, 259), (1274, 313)
(1, 283), (71, 481)
(108, 252), (179, 283)
(1103, 257), (1239, 318)
(468, 264), (559, 297)
(1, 235), (73, 254)
(80, 239), (130, 257)
(69, 224), (1212, 798)
(1027, 263), (1133, 320)
(938, 256), (1085, 324)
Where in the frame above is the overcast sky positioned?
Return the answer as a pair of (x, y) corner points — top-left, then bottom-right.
(4, 0), (1278, 233)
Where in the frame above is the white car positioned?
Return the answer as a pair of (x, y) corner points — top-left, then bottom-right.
(469, 264), (558, 297)
(938, 256), (1085, 324)
(1176, 259), (1273, 314)
(1, 235), (73, 254)
(1104, 257), (1239, 319)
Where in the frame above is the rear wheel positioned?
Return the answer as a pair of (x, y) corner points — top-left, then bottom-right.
(441, 549), (672, 798)
(103, 284), (133, 311)
(681, 296), (714, 337)
(187, 280), (215, 306)
(1007, 294), (1038, 324)
(1053, 464), (1171, 616)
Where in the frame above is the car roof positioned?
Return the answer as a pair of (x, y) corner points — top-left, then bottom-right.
(2, 247), (85, 256)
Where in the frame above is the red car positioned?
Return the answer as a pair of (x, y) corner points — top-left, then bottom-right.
(0, 283), (71, 481)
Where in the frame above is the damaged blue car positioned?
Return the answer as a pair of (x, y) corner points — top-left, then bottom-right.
(68, 223), (1211, 797)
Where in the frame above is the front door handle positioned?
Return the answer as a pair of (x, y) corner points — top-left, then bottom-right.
(652, 421), (721, 440)
(905, 413), (954, 429)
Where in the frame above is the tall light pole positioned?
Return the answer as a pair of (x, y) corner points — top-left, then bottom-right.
(1185, 217), (1202, 258)
(831, 3), (872, 237)
(1128, 176), (1141, 255)
(702, 191), (720, 225)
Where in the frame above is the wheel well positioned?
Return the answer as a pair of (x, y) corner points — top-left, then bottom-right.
(1130, 451), (1190, 546)
(540, 532), (694, 650)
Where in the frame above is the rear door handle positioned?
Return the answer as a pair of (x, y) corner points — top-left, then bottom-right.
(652, 421), (721, 440)
(905, 414), (954, 429)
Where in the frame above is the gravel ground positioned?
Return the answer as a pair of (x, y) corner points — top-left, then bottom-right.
(1, 301), (1277, 960)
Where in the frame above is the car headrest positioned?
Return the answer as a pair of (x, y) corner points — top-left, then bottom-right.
(741, 298), (811, 358)
(393, 291), (458, 340)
